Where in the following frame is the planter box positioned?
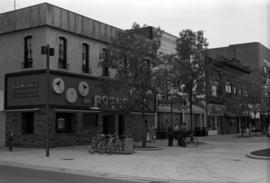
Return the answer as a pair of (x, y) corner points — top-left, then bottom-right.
(123, 138), (134, 154)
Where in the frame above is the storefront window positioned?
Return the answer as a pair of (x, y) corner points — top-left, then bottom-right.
(55, 113), (73, 133)
(82, 113), (98, 129)
(207, 116), (217, 130)
(21, 112), (34, 134)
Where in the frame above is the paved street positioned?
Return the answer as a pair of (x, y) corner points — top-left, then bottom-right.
(0, 165), (143, 183)
(0, 135), (269, 183)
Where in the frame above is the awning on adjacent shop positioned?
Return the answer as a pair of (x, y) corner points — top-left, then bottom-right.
(130, 112), (155, 115)
(158, 106), (182, 113)
(224, 111), (237, 117)
(158, 105), (205, 114)
(4, 108), (40, 112)
(54, 108), (100, 113)
(207, 104), (226, 116)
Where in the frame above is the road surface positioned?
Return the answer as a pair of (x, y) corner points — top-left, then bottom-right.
(0, 165), (144, 183)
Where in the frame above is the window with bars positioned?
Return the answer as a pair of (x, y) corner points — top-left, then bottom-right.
(82, 43), (89, 73)
(58, 37), (67, 69)
(24, 36), (33, 68)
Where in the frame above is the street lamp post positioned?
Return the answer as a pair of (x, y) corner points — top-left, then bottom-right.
(41, 45), (54, 157)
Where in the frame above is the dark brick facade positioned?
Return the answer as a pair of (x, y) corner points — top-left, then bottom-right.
(206, 56), (250, 134)
(5, 107), (152, 147)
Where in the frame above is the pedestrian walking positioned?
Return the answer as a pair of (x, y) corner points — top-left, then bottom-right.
(168, 123), (174, 146)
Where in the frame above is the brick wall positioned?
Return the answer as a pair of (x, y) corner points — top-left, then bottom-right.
(5, 107), (151, 147)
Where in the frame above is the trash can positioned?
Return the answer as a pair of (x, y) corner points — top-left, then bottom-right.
(123, 138), (134, 154)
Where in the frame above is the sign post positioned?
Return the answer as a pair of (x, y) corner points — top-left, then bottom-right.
(41, 45), (54, 157)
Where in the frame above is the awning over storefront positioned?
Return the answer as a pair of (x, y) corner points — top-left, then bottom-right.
(4, 108), (40, 112)
(207, 104), (226, 116)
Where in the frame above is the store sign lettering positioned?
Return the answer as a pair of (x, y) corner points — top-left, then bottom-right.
(12, 81), (39, 98)
(12, 82), (39, 90)
(94, 95), (128, 109)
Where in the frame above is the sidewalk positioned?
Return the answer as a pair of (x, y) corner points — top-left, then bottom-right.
(0, 135), (269, 183)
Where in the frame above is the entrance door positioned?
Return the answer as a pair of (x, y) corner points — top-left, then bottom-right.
(103, 115), (115, 135)
(118, 115), (125, 137)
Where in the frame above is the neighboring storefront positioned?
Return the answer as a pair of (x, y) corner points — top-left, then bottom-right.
(5, 70), (154, 147)
(156, 103), (206, 137)
(207, 104), (226, 135)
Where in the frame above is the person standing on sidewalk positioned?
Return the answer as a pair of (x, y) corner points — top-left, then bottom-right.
(179, 123), (187, 147)
(168, 123), (174, 146)
(267, 124), (270, 138)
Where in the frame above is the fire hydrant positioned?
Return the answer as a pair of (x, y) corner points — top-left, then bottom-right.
(8, 131), (13, 151)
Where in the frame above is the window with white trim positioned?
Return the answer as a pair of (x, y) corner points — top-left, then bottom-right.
(82, 43), (90, 73)
(58, 37), (67, 69)
(24, 36), (33, 68)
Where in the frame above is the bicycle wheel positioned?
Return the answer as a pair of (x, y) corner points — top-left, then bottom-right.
(88, 144), (95, 154)
(97, 142), (106, 154)
(113, 141), (122, 153)
(106, 142), (113, 155)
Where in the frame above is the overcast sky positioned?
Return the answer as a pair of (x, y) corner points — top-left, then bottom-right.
(0, 0), (269, 48)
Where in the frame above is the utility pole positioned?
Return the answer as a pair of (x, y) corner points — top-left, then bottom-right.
(14, 0), (16, 10)
(41, 45), (54, 157)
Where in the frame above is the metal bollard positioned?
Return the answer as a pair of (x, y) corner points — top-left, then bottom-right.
(8, 131), (13, 151)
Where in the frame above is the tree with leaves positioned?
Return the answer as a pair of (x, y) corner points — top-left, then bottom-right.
(236, 70), (266, 136)
(99, 23), (163, 147)
(170, 29), (208, 139)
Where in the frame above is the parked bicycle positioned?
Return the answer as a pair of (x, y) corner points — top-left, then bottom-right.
(88, 134), (106, 154)
(184, 135), (199, 146)
(89, 134), (124, 154)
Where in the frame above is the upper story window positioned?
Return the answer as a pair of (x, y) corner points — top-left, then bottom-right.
(58, 37), (67, 69)
(144, 59), (151, 70)
(211, 85), (217, 96)
(225, 82), (232, 93)
(233, 86), (237, 95)
(82, 43), (90, 73)
(243, 88), (248, 97)
(101, 48), (109, 77)
(23, 36), (33, 68)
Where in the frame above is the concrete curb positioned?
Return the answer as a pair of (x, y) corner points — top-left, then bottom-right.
(246, 153), (270, 160)
(136, 146), (163, 151)
(0, 160), (242, 183)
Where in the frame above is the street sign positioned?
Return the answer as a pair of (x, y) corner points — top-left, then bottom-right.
(41, 46), (55, 56)
(41, 46), (47, 54)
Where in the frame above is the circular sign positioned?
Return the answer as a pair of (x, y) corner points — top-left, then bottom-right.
(52, 78), (65, 94)
(78, 81), (89, 96)
(65, 88), (78, 103)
